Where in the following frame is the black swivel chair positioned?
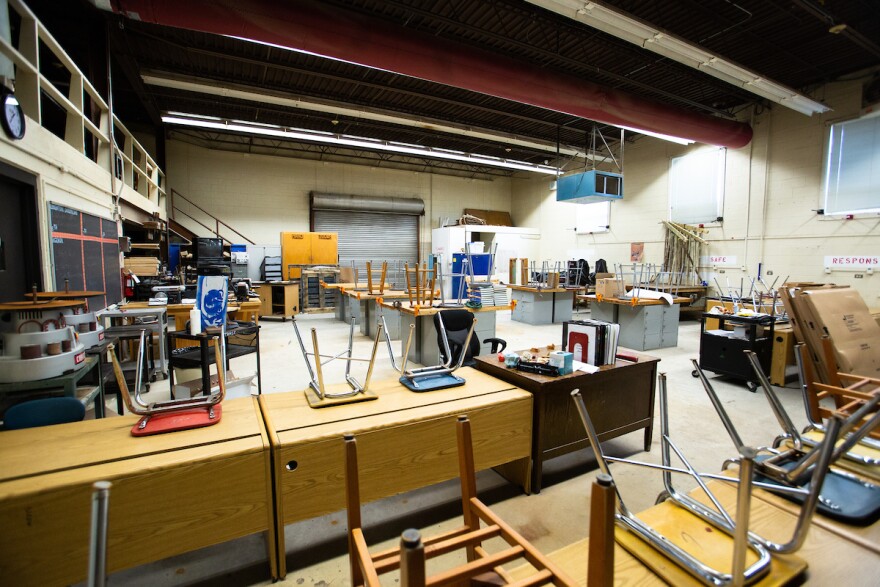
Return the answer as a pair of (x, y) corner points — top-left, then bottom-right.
(434, 309), (506, 368)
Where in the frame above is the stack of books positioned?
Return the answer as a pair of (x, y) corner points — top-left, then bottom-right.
(561, 319), (620, 366)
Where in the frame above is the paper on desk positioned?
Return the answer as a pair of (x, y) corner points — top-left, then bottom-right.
(626, 288), (674, 305)
(574, 360), (600, 374)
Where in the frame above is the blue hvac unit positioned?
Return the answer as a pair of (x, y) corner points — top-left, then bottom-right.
(556, 170), (623, 204)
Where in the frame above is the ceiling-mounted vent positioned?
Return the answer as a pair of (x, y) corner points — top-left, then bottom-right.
(556, 171), (623, 204)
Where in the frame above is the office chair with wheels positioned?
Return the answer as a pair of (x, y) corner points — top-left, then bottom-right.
(433, 309), (505, 368)
(3, 396), (85, 430)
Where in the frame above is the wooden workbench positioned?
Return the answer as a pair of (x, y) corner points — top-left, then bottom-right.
(122, 300), (261, 335)
(0, 397), (277, 585)
(342, 288), (411, 338)
(474, 348), (659, 493)
(509, 285), (575, 325)
(259, 367), (532, 578)
(581, 294), (691, 351)
(378, 302), (512, 365)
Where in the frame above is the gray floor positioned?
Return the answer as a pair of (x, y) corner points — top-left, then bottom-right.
(98, 307), (817, 586)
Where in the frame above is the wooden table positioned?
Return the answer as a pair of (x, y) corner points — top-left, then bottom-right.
(0, 397), (277, 585)
(31, 289), (105, 310)
(474, 348), (659, 493)
(321, 282), (391, 323)
(509, 479), (877, 585)
(624, 284), (708, 316)
(378, 302), (511, 365)
(580, 294), (690, 351)
(509, 285), (575, 325)
(259, 367), (533, 578)
(98, 305), (169, 376)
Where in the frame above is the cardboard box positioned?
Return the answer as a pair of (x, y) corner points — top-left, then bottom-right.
(801, 288), (880, 377)
(595, 277), (623, 299)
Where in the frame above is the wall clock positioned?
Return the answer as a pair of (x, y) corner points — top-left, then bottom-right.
(1, 92), (25, 140)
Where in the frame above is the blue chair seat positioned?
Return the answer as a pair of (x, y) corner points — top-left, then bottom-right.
(3, 397), (86, 430)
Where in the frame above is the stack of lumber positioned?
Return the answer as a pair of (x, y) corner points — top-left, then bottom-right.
(123, 256), (160, 276)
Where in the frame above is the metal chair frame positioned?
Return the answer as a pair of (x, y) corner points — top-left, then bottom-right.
(109, 328), (226, 430)
(786, 343), (880, 464)
(292, 315), (383, 400)
(381, 313), (475, 390)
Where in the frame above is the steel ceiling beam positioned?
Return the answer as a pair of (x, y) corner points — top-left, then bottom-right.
(93, 0), (753, 147)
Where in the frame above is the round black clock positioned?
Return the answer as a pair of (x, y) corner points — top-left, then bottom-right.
(2, 92), (25, 140)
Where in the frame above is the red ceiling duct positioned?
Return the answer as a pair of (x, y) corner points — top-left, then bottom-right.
(101, 0), (753, 148)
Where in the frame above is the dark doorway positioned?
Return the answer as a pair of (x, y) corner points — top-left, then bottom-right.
(0, 162), (41, 301)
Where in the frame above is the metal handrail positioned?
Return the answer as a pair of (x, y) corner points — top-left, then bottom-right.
(170, 189), (255, 244)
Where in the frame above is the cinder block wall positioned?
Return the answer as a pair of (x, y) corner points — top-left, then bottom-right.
(165, 141), (512, 256)
(512, 79), (880, 303)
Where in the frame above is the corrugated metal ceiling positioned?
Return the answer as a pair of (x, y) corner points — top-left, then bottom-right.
(24, 0), (880, 176)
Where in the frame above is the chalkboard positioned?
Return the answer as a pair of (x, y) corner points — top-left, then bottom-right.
(49, 203), (121, 307)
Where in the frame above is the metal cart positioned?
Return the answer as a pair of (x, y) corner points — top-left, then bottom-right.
(693, 312), (775, 392)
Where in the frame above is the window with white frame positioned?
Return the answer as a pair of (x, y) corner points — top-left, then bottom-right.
(823, 111), (880, 216)
(669, 148), (726, 224)
(575, 201), (611, 233)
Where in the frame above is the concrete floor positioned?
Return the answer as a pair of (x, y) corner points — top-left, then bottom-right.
(98, 307), (815, 586)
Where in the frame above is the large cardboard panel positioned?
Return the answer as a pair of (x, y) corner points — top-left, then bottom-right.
(802, 288), (880, 377)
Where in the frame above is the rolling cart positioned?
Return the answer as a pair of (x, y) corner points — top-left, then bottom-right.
(692, 312), (775, 392)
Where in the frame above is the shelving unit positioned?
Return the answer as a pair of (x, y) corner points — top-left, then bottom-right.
(301, 268), (338, 312)
(167, 323), (261, 396)
(261, 255), (282, 281)
(256, 282), (299, 319)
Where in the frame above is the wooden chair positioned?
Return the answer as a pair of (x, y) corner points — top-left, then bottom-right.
(345, 415), (577, 587)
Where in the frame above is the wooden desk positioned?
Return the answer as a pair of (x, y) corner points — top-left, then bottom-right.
(259, 367), (533, 578)
(581, 295), (690, 351)
(509, 285), (575, 325)
(474, 349), (659, 493)
(0, 397), (277, 585)
(378, 302), (511, 365)
(510, 479), (875, 585)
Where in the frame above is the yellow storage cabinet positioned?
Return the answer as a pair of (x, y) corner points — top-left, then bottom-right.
(281, 232), (337, 279)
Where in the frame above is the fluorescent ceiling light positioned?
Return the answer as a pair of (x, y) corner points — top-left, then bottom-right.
(615, 124), (694, 145)
(142, 72), (586, 159)
(162, 114), (561, 175)
(526, 0), (831, 116)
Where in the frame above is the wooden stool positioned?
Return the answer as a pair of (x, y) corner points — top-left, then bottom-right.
(345, 415), (577, 587)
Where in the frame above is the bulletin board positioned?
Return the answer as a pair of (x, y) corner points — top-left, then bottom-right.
(49, 202), (121, 308)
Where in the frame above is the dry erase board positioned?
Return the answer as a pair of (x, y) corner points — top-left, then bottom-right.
(49, 203), (121, 307)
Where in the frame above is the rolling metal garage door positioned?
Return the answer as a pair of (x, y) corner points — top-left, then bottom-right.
(311, 193), (423, 285)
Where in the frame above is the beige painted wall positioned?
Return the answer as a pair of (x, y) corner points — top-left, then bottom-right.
(164, 140), (512, 254)
(512, 79), (880, 303)
(0, 120), (121, 290)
